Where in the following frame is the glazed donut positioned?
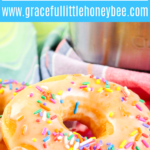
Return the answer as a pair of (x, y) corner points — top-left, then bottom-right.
(0, 79), (30, 149)
(2, 74), (150, 150)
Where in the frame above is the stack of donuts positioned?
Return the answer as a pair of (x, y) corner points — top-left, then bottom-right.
(0, 75), (150, 150)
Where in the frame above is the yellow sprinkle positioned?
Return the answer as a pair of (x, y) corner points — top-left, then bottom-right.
(32, 138), (37, 142)
(73, 132), (78, 135)
(13, 92), (17, 96)
(98, 87), (103, 93)
(105, 88), (113, 93)
(120, 140), (127, 148)
(91, 137), (96, 139)
(58, 90), (63, 95)
(109, 112), (114, 117)
(130, 130), (138, 136)
(28, 85), (32, 88)
(47, 120), (52, 124)
(116, 87), (121, 91)
(0, 79), (2, 82)
(69, 148), (73, 150)
(0, 89), (4, 94)
(96, 79), (100, 84)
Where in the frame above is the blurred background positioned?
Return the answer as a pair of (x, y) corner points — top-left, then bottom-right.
(0, 22), (150, 104)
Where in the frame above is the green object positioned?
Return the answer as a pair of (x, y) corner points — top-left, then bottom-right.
(52, 93), (55, 99)
(139, 99), (145, 103)
(33, 109), (42, 115)
(111, 147), (115, 150)
(41, 95), (46, 100)
(2, 84), (5, 87)
(47, 112), (50, 118)
(136, 146), (140, 150)
(68, 134), (74, 140)
(0, 115), (2, 118)
(84, 137), (87, 140)
(63, 133), (67, 136)
(82, 82), (90, 85)
(105, 85), (110, 88)
(25, 83), (29, 86)
(37, 100), (42, 104)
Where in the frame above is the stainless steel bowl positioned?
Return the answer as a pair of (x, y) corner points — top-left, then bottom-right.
(70, 22), (150, 71)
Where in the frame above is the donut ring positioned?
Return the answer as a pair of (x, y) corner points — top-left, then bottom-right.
(2, 75), (150, 150)
(0, 79), (29, 149)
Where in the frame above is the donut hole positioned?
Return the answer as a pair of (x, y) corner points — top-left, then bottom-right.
(62, 102), (114, 139)
(63, 120), (93, 138)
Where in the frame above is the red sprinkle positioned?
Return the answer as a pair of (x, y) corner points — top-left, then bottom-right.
(51, 115), (57, 120)
(36, 119), (40, 123)
(144, 117), (148, 120)
(43, 143), (47, 148)
(121, 90), (128, 97)
(142, 133), (148, 138)
(136, 115), (141, 119)
(90, 75), (94, 78)
(132, 142), (136, 150)
(147, 122), (150, 125)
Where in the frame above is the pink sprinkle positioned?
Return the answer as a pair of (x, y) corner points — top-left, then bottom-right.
(136, 104), (142, 111)
(124, 142), (133, 149)
(141, 139), (149, 148)
(138, 118), (146, 122)
(91, 87), (94, 91)
(42, 128), (47, 135)
(59, 133), (63, 136)
(0, 85), (1, 88)
(96, 143), (101, 149)
(36, 85), (43, 92)
(71, 82), (75, 84)
(74, 134), (77, 138)
(80, 85), (87, 89)
(11, 97), (13, 100)
(101, 78), (105, 83)
(30, 93), (33, 97)
(14, 80), (18, 84)
(50, 98), (56, 104)
(15, 86), (25, 92)
(52, 132), (57, 136)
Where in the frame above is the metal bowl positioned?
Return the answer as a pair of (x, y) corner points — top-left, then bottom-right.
(70, 22), (150, 71)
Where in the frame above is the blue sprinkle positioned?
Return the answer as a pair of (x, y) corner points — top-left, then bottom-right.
(60, 99), (63, 104)
(68, 87), (71, 91)
(96, 76), (100, 79)
(121, 97), (124, 102)
(43, 103), (46, 106)
(107, 144), (114, 150)
(99, 140), (103, 146)
(16, 87), (18, 90)
(76, 138), (79, 142)
(142, 123), (149, 128)
(105, 80), (109, 85)
(106, 143), (111, 146)
(93, 145), (96, 150)
(39, 112), (43, 117)
(47, 131), (51, 135)
(74, 101), (79, 114)
(43, 136), (50, 142)
(9, 84), (12, 90)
